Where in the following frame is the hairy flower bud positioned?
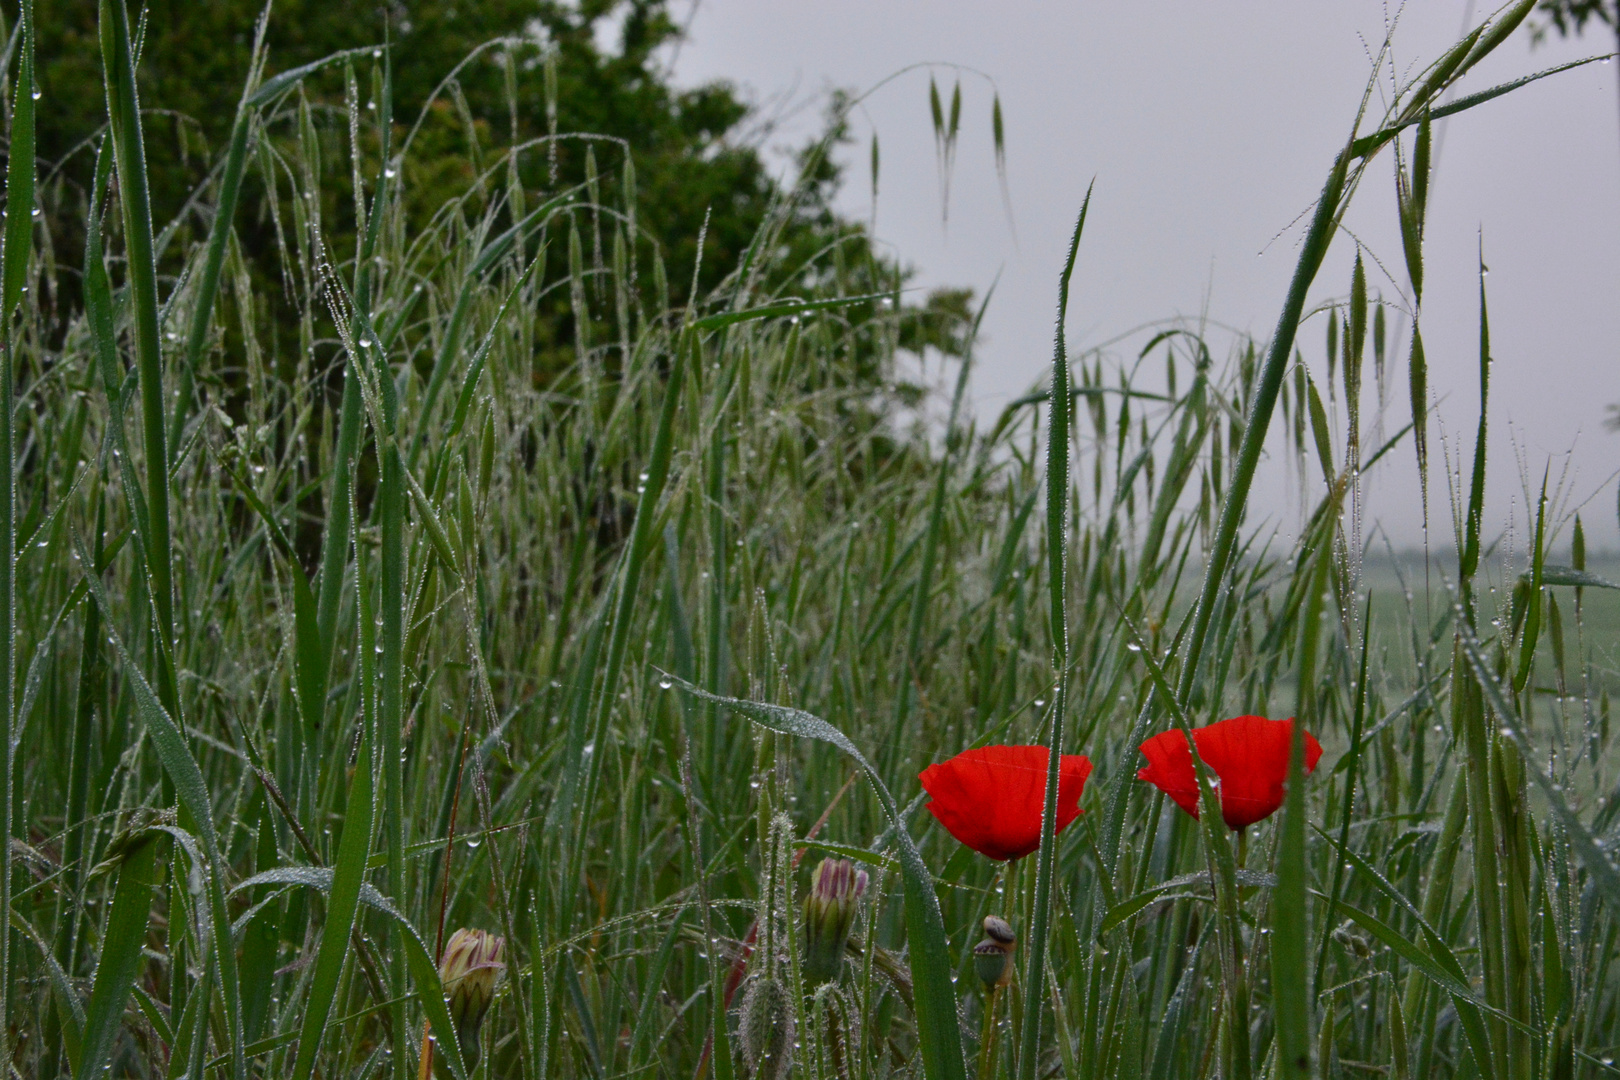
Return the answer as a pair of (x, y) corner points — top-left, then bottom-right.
(973, 915), (1017, 989)
(738, 974), (794, 1080)
(802, 857), (868, 985)
(439, 928), (506, 1070)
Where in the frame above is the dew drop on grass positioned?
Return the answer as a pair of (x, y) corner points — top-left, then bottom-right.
(1033, 698), (1045, 709)
(1126, 642), (1141, 652)
(659, 676), (673, 689)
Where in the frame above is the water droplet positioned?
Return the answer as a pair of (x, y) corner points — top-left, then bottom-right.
(358, 336), (374, 348)
(384, 167), (397, 179)
(1126, 642), (1141, 652)
(1033, 699), (1045, 709)
(659, 676), (673, 690)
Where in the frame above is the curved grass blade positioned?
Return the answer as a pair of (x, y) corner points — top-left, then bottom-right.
(692, 291), (891, 332)
(665, 676), (968, 1080)
(72, 528), (245, 1080)
(229, 867), (469, 1079)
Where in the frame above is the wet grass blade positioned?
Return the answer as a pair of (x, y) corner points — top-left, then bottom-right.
(1019, 187), (1090, 1080)
(0, 5), (32, 1067)
(1272, 671), (1313, 1075)
(667, 678), (968, 1080)
(100, 0), (177, 707)
(74, 831), (159, 1080)
(73, 529), (245, 1080)
(289, 729), (376, 1080)
(1176, 140), (1347, 706)
(170, 1), (270, 452)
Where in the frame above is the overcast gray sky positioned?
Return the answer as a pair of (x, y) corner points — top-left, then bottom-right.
(669, 2), (1620, 553)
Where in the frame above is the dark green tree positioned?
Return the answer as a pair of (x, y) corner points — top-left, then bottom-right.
(32, 0), (961, 369)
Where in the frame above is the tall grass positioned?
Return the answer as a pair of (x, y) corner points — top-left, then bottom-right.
(8, 1), (1620, 1078)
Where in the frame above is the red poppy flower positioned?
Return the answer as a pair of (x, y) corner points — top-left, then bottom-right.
(919, 745), (1094, 861)
(1137, 715), (1323, 830)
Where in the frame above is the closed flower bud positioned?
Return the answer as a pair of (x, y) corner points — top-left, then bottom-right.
(439, 928), (506, 1070)
(738, 974), (794, 1080)
(802, 858), (868, 985)
(973, 915), (1017, 989)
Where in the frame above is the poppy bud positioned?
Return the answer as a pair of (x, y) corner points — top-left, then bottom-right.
(738, 974), (794, 1080)
(973, 915), (1017, 989)
(438, 928), (506, 1070)
(802, 858), (868, 985)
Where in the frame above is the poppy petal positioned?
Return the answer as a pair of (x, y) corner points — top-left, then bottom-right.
(920, 745), (1093, 861)
(1136, 716), (1322, 829)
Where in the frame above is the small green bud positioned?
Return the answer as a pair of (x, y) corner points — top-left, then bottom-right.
(738, 974), (794, 1080)
(802, 857), (868, 985)
(973, 915), (1017, 989)
(438, 927), (506, 1070)
(1332, 924), (1372, 960)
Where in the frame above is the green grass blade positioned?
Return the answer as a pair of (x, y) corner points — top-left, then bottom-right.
(1313, 593), (1373, 988)
(72, 529), (245, 1080)
(1460, 250), (1491, 580)
(1019, 187), (1090, 1080)
(170, 5), (270, 453)
(1176, 140), (1347, 707)
(1513, 471), (1548, 693)
(1272, 682), (1313, 1075)
(691, 291), (890, 332)
(0, 6), (31, 1068)
(667, 679), (968, 1080)
(229, 869), (470, 1079)
(1456, 620), (1620, 900)
(75, 831), (160, 1080)
(289, 728), (377, 1080)
(888, 284), (988, 770)
(569, 326), (692, 892)
(1, 0), (33, 319)
(99, 0), (177, 704)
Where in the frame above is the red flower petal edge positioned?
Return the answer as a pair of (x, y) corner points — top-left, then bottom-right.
(919, 745), (1094, 861)
(1137, 716), (1323, 830)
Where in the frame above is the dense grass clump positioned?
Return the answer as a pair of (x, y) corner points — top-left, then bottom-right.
(5, 1), (1620, 1078)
